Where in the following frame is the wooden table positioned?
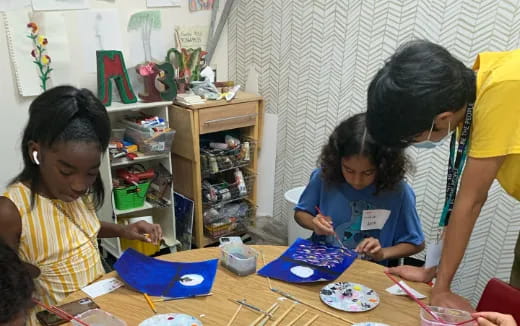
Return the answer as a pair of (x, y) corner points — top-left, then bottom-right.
(63, 246), (431, 325)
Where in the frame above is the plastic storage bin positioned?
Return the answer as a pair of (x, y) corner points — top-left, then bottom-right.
(220, 243), (258, 276)
(113, 181), (150, 210)
(72, 309), (127, 326)
(124, 125), (176, 154)
(420, 306), (476, 326)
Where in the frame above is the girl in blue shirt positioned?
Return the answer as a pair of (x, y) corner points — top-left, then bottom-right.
(294, 113), (425, 265)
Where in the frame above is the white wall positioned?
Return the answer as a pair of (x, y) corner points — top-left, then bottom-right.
(0, 0), (229, 190)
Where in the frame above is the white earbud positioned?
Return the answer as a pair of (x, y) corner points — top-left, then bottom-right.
(32, 151), (40, 165)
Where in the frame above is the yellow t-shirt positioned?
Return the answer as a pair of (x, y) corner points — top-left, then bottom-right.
(470, 50), (520, 200)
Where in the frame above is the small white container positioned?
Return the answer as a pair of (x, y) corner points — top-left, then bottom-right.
(220, 243), (258, 276)
(72, 309), (127, 326)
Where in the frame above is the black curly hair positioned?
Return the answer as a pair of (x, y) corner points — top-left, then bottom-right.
(0, 239), (35, 324)
(319, 113), (410, 194)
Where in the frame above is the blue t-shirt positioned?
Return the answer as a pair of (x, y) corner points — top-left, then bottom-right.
(295, 168), (424, 265)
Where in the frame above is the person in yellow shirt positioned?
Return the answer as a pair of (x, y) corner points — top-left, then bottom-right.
(366, 40), (520, 312)
(0, 86), (162, 325)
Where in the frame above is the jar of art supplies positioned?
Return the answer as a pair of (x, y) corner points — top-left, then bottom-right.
(420, 306), (476, 326)
(220, 243), (258, 276)
(120, 216), (160, 256)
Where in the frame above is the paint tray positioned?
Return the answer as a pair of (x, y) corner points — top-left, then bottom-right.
(220, 243), (258, 276)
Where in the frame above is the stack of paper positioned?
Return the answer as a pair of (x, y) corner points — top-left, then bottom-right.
(176, 93), (206, 105)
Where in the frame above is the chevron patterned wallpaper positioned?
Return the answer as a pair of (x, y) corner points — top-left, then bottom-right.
(228, 0), (520, 304)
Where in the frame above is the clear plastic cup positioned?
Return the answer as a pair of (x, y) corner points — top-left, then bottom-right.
(420, 306), (476, 326)
(72, 309), (127, 326)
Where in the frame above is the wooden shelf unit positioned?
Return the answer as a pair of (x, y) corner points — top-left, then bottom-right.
(169, 92), (264, 248)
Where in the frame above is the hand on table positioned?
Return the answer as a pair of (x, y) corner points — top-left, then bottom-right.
(431, 288), (475, 313)
(121, 221), (162, 244)
(312, 213), (335, 235)
(384, 265), (436, 283)
(472, 312), (517, 326)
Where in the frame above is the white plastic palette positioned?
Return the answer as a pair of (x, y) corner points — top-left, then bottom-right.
(139, 313), (203, 326)
(320, 282), (380, 312)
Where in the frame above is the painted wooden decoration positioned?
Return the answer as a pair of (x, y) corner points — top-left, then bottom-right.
(136, 62), (177, 102)
(96, 50), (137, 106)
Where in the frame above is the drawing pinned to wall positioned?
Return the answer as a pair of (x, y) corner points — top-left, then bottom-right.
(147, 0), (180, 8)
(77, 9), (123, 73)
(32, 0), (89, 11)
(27, 22), (52, 91)
(127, 10), (161, 64)
(3, 9), (74, 96)
(175, 25), (208, 50)
(189, 0), (214, 11)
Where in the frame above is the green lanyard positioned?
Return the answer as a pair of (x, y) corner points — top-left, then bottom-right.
(439, 104), (473, 227)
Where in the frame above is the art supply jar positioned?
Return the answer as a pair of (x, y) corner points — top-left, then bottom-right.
(420, 306), (476, 326)
(220, 243), (258, 276)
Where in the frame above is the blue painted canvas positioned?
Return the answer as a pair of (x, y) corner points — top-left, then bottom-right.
(114, 248), (218, 298)
(257, 238), (357, 283)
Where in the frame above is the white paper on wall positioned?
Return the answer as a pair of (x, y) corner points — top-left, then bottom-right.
(146, 0), (180, 7)
(77, 9), (123, 73)
(3, 9), (74, 96)
(175, 25), (208, 49)
(32, 0), (89, 11)
(0, 0), (31, 12)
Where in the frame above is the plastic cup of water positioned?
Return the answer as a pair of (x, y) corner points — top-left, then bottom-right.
(72, 309), (127, 326)
(420, 306), (476, 326)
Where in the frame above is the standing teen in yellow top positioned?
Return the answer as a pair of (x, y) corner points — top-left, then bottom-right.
(366, 40), (520, 313)
(0, 86), (162, 325)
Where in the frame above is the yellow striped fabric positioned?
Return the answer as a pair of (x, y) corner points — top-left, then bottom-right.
(4, 182), (104, 326)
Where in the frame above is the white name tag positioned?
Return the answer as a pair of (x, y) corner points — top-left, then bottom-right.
(425, 240), (443, 269)
(361, 209), (391, 230)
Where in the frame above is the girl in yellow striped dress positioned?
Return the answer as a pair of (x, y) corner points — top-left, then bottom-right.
(0, 86), (162, 325)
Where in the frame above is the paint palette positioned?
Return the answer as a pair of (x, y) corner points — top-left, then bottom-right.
(139, 313), (202, 326)
(353, 323), (389, 326)
(320, 282), (380, 312)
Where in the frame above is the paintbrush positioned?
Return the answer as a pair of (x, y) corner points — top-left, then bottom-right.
(153, 293), (213, 302)
(270, 288), (355, 324)
(315, 206), (347, 250)
(32, 298), (90, 326)
(229, 299), (273, 318)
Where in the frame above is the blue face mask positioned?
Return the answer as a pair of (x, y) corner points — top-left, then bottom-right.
(412, 120), (453, 149)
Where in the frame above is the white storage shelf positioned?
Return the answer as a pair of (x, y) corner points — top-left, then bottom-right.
(98, 101), (179, 258)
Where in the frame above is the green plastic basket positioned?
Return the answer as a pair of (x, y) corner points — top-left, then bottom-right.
(113, 181), (151, 210)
